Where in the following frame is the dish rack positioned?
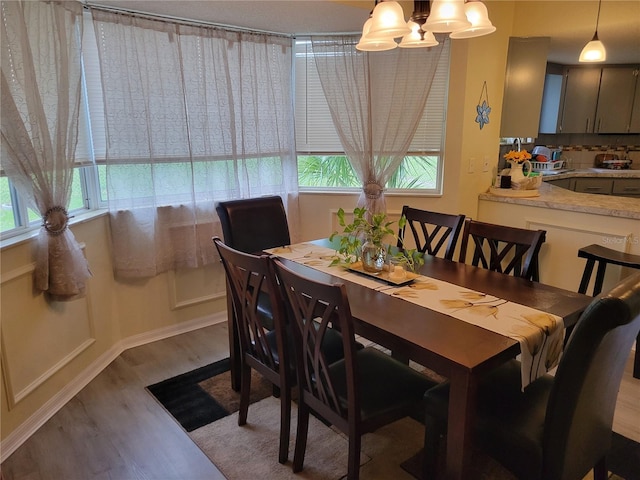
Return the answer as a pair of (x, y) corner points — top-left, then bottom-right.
(530, 160), (564, 172)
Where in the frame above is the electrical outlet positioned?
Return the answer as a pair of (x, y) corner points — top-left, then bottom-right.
(468, 156), (476, 173)
(482, 156), (490, 172)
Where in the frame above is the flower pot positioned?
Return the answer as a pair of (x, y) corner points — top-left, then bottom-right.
(508, 159), (532, 187)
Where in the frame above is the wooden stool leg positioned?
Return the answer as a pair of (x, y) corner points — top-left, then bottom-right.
(634, 332), (640, 380)
(579, 259), (596, 294)
(593, 261), (607, 296)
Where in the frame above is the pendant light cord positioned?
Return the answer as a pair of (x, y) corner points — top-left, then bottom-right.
(594, 0), (602, 33)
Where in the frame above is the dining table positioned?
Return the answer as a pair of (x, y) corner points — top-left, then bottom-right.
(260, 237), (594, 480)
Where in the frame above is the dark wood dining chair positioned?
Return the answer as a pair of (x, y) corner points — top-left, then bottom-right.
(213, 237), (293, 464)
(422, 272), (640, 480)
(215, 196), (291, 391)
(213, 237), (348, 464)
(396, 206), (465, 261)
(458, 218), (546, 281)
(577, 243), (640, 379)
(272, 258), (439, 480)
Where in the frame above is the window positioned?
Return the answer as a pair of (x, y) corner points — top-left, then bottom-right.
(294, 38), (450, 193)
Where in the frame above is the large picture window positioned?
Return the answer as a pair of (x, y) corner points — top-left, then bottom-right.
(294, 37), (450, 194)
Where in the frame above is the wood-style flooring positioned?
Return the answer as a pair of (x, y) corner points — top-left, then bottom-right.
(1, 322), (639, 480)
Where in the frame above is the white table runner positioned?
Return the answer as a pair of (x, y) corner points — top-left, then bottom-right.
(268, 242), (564, 389)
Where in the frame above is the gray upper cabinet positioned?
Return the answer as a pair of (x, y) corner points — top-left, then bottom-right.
(558, 67), (601, 134)
(595, 67), (639, 134)
(548, 66), (640, 134)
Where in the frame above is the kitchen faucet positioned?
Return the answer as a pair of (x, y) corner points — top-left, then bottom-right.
(513, 137), (521, 152)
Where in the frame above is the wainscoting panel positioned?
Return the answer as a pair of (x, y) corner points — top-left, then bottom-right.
(168, 263), (226, 310)
(0, 264), (96, 409)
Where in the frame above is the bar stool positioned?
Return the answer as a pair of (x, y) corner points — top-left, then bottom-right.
(578, 243), (640, 379)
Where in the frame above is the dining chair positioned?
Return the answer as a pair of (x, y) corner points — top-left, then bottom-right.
(396, 206), (465, 261)
(215, 196), (291, 391)
(213, 237), (348, 464)
(422, 272), (640, 480)
(272, 258), (439, 480)
(577, 243), (640, 379)
(457, 218), (546, 281)
(213, 237), (293, 464)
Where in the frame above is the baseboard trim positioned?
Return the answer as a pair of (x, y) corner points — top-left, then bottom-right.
(0, 313), (226, 462)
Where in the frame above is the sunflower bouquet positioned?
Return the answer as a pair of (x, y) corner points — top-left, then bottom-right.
(503, 150), (532, 164)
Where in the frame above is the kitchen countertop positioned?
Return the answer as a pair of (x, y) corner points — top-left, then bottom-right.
(479, 181), (640, 220)
(540, 168), (640, 179)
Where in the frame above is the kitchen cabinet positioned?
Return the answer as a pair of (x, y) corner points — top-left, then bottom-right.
(549, 66), (640, 134)
(573, 178), (613, 195)
(546, 178), (575, 190)
(612, 179), (640, 197)
(595, 67), (639, 133)
(558, 67), (601, 134)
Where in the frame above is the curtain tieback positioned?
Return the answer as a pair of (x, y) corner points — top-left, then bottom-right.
(363, 182), (383, 200)
(43, 206), (72, 236)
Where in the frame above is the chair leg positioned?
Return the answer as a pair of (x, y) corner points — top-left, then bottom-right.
(423, 415), (441, 480)
(238, 364), (252, 426)
(278, 387), (291, 464)
(293, 399), (310, 473)
(634, 332), (640, 379)
(593, 456), (607, 480)
(347, 430), (361, 480)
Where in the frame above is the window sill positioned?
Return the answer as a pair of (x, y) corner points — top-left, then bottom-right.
(1, 208), (108, 250)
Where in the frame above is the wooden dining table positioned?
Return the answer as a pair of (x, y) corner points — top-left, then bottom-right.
(268, 238), (593, 480)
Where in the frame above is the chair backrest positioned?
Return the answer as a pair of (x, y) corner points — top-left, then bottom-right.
(213, 237), (289, 378)
(543, 273), (640, 480)
(215, 196), (291, 254)
(272, 258), (360, 433)
(458, 219), (546, 281)
(397, 206), (465, 261)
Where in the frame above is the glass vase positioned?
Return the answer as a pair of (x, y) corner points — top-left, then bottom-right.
(361, 238), (386, 273)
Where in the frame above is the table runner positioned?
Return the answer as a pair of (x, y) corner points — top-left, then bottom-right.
(268, 242), (564, 389)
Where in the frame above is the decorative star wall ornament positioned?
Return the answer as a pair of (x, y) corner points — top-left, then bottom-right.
(475, 81), (491, 130)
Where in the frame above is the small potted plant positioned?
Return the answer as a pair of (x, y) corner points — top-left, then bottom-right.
(329, 206), (423, 273)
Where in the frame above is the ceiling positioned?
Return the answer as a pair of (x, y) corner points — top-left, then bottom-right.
(86, 0), (640, 65)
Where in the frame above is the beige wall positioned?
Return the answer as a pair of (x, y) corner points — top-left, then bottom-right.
(0, 1), (519, 459)
(1, 215), (228, 458)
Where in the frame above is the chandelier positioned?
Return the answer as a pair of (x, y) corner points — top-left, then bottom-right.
(356, 0), (495, 51)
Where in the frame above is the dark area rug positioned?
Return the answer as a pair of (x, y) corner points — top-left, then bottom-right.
(147, 358), (640, 479)
(146, 357), (272, 432)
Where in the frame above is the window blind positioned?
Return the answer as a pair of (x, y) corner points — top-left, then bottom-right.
(294, 37), (450, 155)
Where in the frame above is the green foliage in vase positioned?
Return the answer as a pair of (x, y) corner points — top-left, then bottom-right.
(329, 206), (424, 272)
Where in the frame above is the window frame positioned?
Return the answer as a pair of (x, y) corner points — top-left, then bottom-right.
(294, 37), (450, 196)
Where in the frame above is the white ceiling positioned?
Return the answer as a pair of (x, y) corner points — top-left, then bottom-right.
(86, 0), (640, 65)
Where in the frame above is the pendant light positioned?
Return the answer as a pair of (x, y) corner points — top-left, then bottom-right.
(399, 1), (439, 48)
(367, 1), (410, 39)
(357, 17), (399, 51)
(449, 0), (496, 39)
(423, 0), (470, 33)
(579, 0), (606, 62)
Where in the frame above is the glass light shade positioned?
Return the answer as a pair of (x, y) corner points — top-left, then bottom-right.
(579, 33), (606, 62)
(356, 18), (398, 51)
(398, 22), (439, 48)
(424, 0), (471, 33)
(367, 1), (410, 39)
(449, 1), (496, 39)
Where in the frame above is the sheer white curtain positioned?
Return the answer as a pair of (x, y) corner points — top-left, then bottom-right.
(1, 0), (91, 298)
(310, 36), (444, 214)
(90, 10), (298, 278)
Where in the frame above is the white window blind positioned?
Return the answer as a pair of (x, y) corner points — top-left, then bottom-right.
(294, 37), (450, 155)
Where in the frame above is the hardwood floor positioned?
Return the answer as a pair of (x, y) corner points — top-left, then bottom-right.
(2, 322), (639, 480)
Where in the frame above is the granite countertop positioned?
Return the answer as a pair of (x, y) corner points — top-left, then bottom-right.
(540, 168), (640, 180)
(479, 182), (640, 220)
